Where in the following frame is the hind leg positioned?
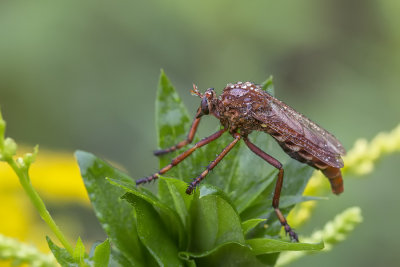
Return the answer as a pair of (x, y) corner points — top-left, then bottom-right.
(244, 137), (299, 242)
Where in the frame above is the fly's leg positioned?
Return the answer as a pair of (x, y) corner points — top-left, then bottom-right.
(136, 128), (227, 185)
(244, 137), (299, 242)
(186, 133), (241, 194)
(154, 108), (202, 156)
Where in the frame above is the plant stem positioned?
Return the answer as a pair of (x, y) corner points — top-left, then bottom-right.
(6, 158), (74, 255)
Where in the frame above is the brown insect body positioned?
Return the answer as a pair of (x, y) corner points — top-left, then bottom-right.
(208, 81), (345, 194)
(138, 80), (346, 242)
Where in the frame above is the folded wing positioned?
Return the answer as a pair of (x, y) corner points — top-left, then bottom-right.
(252, 97), (345, 168)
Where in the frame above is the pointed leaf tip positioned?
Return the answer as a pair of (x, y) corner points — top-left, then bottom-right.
(73, 237), (86, 265)
(261, 75), (275, 96)
(93, 239), (111, 267)
(47, 236), (75, 266)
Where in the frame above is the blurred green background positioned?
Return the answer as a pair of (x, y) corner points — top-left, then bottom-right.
(1, 0), (399, 266)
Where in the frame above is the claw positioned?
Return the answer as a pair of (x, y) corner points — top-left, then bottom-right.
(136, 173), (159, 186)
(283, 223), (299, 242)
(186, 178), (199, 195)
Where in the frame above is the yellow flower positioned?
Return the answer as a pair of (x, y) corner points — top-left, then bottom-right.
(343, 124), (400, 176)
(278, 207), (363, 266)
(0, 147), (89, 255)
(289, 124), (400, 227)
(0, 234), (56, 267)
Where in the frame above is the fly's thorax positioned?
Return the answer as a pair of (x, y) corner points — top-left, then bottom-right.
(218, 82), (270, 112)
(213, 82), (271, 133)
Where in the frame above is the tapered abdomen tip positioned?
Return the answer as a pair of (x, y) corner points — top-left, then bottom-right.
(321, 167), (344, 195)
(330, 177), (344, 195)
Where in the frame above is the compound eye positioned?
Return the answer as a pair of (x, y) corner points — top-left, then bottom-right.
(201, 97), (209, 115)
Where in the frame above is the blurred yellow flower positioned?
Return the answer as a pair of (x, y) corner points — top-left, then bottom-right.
(0, 147), (89, 257)
(278, 207), (363, 266)
(343, 124), (400, 176)
(2, 124), (400, 265)
(289, 123), (400, 228)
(0, 234), (56, 267)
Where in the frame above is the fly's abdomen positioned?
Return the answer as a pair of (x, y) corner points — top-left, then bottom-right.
(267, 130), (344, 195)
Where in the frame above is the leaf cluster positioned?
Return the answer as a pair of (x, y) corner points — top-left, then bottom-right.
(50, 71), (322, 266)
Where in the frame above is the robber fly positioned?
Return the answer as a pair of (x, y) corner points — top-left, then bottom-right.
(136, 81), (345, 242)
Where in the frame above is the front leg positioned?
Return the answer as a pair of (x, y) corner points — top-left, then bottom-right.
(186, 133), (241, 194)
(137, 128), (227, 185)
(154, 107), (202, 156)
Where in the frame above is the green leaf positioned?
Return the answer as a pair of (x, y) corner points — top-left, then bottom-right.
(232, 168), (276, 215)
(180, 243), (265, 267)
(47, 236), (76, 267)
(201, 132), (280, 220)
(247, 238), (324, 255)
(156, 70), (191, 150)
(242, 219), (266, 235)
(122, 193), (184, 267)
(73, 237), (86, 266)
(155, 70), (204, 181)
(189, 192), (245, 253)
(223, 132), (280, 212)
(198, 183), (237, 211)
(108, 178), (185, 247)
(261, 75), (275, 96)
(93, 239), (110, 267)
(158, 176), (193, 229)
(109, 249), (137, 267)
(239, 159), (314, 238)
(75, 151), (145, 266)
(241, 195), (323, 223)
(191, 129), (240, 191)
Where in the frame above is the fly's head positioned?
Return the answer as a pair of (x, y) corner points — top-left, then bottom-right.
(191, 84), (218, 118)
